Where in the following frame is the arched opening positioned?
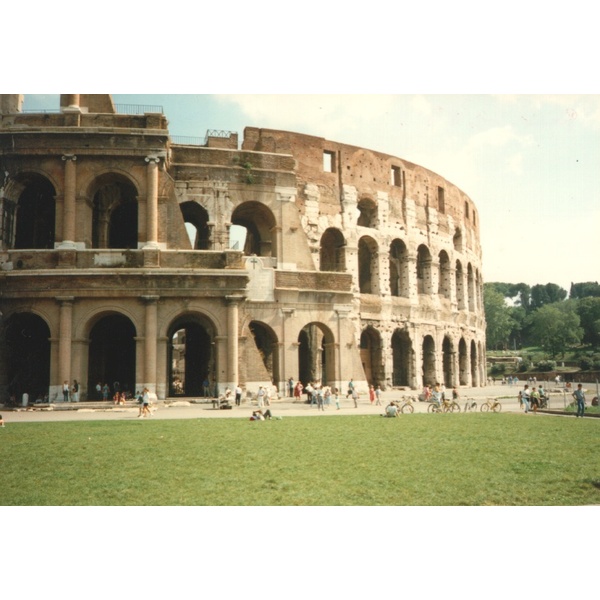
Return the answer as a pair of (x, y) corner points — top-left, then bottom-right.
(14, 175), (56, 249)
(3, 313), (50, 402)
(168, 315), (216, 397)
(453, 227), (463, 252)
(467, 263), (475, 312)
(358, 236), (379, 294)
(248, 321), (280, 385)
(442, 336), (454, 388)
(298, 322), (335, 386)
(470, 340), (479, 387)
(88, 314), (136, 399)
(458, 337), (468, 386)
(456, 260), (466, 310)
(231, 201), (277, 258)
(360, 326), (383, 386)
(392, 329), (413, 387)
(180, 201), (210, 249)
(91, 176), (138, 249)
(417, 245), (432, 294)
(320, 228), (346, 272)
(389, 239), (409, 297)
(438, 250), (451, 299)
(422, 335), (436, 386)
(357, 197), (377, 228)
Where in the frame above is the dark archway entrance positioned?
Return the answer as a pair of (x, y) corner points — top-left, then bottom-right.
(458, 338), (468, 386)
(14, 175), (56, 249)
(422, 335), (436, 386)
(298, 323), (335, 386)
(249, 321), (280, 385)
(3, 313), (50, 401)
(392, 329), (412, 387)
(181, 201), (210, 249)
(442, 336), (454, 387)
(88, 314), (136, 399)
(168, 316), (215, 397)
(360, 326), (383, 386)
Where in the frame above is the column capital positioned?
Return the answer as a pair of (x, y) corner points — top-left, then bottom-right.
(225, 294), (246, 305)
(62, 154), (77, 162)
(145, 155), (161, 164)
(55, 296), (75, 304)
(141, 295), (160, 304)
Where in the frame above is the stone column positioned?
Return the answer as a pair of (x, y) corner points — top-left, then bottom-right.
(59, 155), (77, 248)
(142, 295), (159, 393)
(143, 156), (160, 249)
(57, 297), (74, 394)
(335, 306), (351, 391)
(226, 296), (244, 389)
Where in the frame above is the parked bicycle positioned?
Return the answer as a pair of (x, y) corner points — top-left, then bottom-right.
(480, 398), (502, 412)
(399, 396), (417, 414)
(428, 398), (461, 413)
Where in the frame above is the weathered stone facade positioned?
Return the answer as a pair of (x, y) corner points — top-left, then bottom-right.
(0, 94), (485, 402)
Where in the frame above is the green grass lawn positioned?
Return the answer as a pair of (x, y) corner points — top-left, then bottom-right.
(1, 414), (598, 506)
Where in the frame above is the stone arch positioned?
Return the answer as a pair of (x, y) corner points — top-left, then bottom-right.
(87, 312), (137, 399)
(438, 250), (451, 299)
(167, 312), (217, 397)
(297, 322), (335, 386)
(422, 335), (436, 385)
(416, 244), (433, 294)
(358, 235), (379, 294)
(231, 201), (277, 258)
(90, 173), (139, 249)
(180, 200), (210, 249)
(442, 335), (454, 388)
(9, 173), (56, 249)
(1, 312), (51, 402)
(357, 196), (377, 228)
(247, 320), (280, 386)
(470, 339), (479, 387)
(458, 337), (469, 386)
(320, 227), (346, 272)
(467, 263), (475, 312)
(389, 238), (409, 298)
(453, 227), (463, 252)
(360, 326), (384, 386)
(391, 328), (413, 387)
(456, 260), (466, 310)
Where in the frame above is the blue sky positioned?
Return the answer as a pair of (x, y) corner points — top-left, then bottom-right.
(22, 93), (600, 293)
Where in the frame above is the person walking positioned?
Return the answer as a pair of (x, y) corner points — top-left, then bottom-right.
(521, 384), (531, 413)
(71, 380), (79, 403)
(351, 387), (359, 408)
(369, 385), (375, 405)
(334, 387), (340, 410)
(287, 377), (294, 398)
(235, 384), (242, 407)
(573, 384), (586, 418)
(62, 381), (70, 402)
(375, 385), (382, 406)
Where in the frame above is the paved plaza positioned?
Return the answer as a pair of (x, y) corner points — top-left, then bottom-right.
(2, 383), (595, 424)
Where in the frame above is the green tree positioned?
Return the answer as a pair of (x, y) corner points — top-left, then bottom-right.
(530, 283), (567, 310)
(576, 296), (600, 346)
(570, 281), (600, 299)
(529, 302), (583, 358)
(484, 285), (515, 350)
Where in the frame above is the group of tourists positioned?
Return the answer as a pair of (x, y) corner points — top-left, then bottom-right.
(62, 380), (80, 402)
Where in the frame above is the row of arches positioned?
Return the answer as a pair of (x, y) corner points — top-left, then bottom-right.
(1, 311), (483, 402)
(322, 229), (483, 309)
(0, 170), (278, 253)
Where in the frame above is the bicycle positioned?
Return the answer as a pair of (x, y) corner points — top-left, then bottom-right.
(463, 398), (478, 412)
(399, 396), (417, 414)
(480, 398), (502, 412)
(427, 398), (461, 413)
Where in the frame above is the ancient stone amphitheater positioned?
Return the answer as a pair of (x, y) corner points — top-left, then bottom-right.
(0, 94), (485, 402)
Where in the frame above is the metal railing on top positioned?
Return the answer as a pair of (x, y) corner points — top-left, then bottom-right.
(114, 104), (163, 115)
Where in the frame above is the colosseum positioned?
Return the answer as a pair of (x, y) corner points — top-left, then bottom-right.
(0, 94), (486, 403)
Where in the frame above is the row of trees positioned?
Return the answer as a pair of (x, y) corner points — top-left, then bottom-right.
(484, 281), (600, 359)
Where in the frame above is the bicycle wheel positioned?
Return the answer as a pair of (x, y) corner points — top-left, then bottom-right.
(427, 403), (439, 413)
(451, 402), (461, 413)
(401, 403), (414, 414)
(469, 402), (477, 412)
(492, 402), (502, 413)
(480, 403), (489, 412)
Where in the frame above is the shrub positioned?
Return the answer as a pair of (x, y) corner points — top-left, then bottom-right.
(535, 359), (557, 372)
(490, 363), (506, 376)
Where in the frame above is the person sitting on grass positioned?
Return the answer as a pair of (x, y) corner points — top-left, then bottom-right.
(384, 402), (399, 418)
(0, 414), (4, 427)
